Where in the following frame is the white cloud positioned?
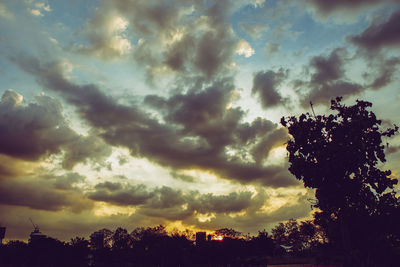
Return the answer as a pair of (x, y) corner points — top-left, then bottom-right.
(35, 2), (51, 12)
(236, 40), (255, 58)
(252, 0), (265, 8)
(30, 9), (43, 16)
(78, 13), (132, 59)
(0, 2), (14, 20)
(28, 1), (51, 17)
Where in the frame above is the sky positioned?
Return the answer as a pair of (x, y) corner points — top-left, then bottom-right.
(0, 0), (400, 241)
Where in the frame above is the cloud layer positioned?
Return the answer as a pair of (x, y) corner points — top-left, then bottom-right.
(0, 0), (399, 240)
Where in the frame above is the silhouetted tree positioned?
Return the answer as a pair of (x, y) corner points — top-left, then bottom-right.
(281, 97), (399, 266)
(272, 219), (304, 253)
(214, 227), (242, 238)
(89, 228), (113, 249)
(298, 220), (327, 250)
(111, 227), (131, 250)
(0, 240), (29, 265)
(69, 236), (90, 266)
(251, 230), (276, 256)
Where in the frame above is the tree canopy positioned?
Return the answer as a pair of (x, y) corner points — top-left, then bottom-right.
(281, 97), (400, 265)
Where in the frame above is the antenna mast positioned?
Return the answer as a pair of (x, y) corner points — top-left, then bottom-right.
(29, 218), (39, 231)
(310, 101), (316, 117)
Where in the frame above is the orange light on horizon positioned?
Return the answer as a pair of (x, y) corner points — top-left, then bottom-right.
(213, 235), (224, 241)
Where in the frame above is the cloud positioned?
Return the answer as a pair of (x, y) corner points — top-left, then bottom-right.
(87, 182), (264, 222)
(366, 56), (400, 90)
(75, 0), (238, 84)
(169, 171), (196, 183)
(0, 89), (112, 170)
(309, 48), (345, 84)
(163, 34), (196, 71)
(309, 0), (384, 15)
(236, 40), (255, 58)
(295, 48), (364, 107)
(0, 154), (37, 180)
(88, 182), (154, 206)
(51, 172), (85, 190)
(304, 0), (400, 23)
(264, 42), (281, 55)
(272, 21), (301, 40)
(184, 189), (311, 234)
(76, 11), (132, 59)
(0, 90), (76, 161)
(0, 173), (93, 212)
(239, 22), (269, 39)
(26, 1), (51, 17)
(14, 54), (296, 187)
(386, 145), (400, 155)
(188, 191), (253, 214)
(1, 185), (311, 239)
(194, 29), (236, 78)
(62, 134), (112, 170)
(0, 2), (14, 20)
(252, 68), (289, 108)
(349, 10), (400, 51)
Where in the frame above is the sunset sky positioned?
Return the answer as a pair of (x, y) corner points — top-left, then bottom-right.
(0, 0), (400, 241)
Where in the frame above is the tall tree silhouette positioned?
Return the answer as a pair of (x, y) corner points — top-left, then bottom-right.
(281, 97), (399, 266)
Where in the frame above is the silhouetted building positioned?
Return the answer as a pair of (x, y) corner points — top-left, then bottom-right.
(90, 231), (105, 250)
(195, 232), (206, 246)
(0, 227), (5, 245)
(29, 225), (46, 243)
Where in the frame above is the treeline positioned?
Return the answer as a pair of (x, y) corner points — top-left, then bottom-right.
(0, 220), (336, 266)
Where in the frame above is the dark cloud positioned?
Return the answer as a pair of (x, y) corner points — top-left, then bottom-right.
(0, 90), (76, 160)
(163, 79), (242, 148)
(169, 171), (196, 183)
(236, 117), (275, 144)
(366, 57), (400, 90)
(296, 48), (364, 107)
(62, 134), (112, 170)
(0, 174), (93, 212)
(386, 145), (400, 155)
(309, 0), (395, 14)
(0, 89), (112, 169)
(163, 35), (195, 71)
(252, 68), (288, 108)
(349, 10), (400, 51)
(138, 186), (191, 221)
(0, 154), (34, 179)
(88, 182), (153, 206)
(75, 0), (184, 59)
(76, 0), (238, 84)
(194, 29), (236, 79)
(0, 204), (144, 241)
(0, 179), (65, 210)
(14, 54), (295, 187)
(87, 181), (265, 222)
(306, 81), (363, 107)
(309, 48), (344, 84)
(251, 128), (288, 164)
(1, 185), (311, 239)
(112, 0), (187, 35)
(184, 190), (311, 234)
(188, 191), (253, 214)
(264, 42), (281, 55)
(51, 173), (86, 191)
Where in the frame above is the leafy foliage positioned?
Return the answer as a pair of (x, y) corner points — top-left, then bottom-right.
(215, 227), (242, 238)
(272, 219), (326, 253)
(281, 97), (400, 265)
